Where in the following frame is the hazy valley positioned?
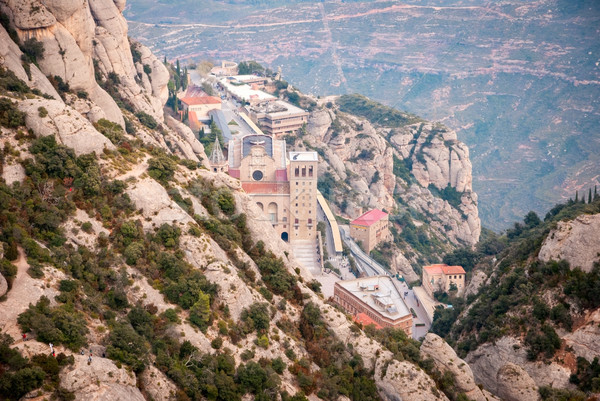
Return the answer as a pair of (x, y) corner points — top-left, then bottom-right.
(126, 0), (600, 230)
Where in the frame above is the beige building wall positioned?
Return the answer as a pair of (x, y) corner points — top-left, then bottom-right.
(263, 114), (308, 136)
(350, 216), (391, 253)
(289, 159), (318, 242)
(183, 102), (221, 119)
(423, 267), (466, 298)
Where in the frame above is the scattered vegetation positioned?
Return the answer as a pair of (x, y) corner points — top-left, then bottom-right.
(337, 94), (421, 128)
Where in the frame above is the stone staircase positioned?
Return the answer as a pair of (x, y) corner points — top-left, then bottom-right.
(291, 239), (321, 275)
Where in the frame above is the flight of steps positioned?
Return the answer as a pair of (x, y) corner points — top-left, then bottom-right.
(291, 239), (320, 274)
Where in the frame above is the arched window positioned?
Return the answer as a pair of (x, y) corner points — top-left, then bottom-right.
(268, 202), (278, 223)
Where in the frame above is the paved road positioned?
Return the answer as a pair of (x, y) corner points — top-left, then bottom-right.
(338, 225), (389, 277)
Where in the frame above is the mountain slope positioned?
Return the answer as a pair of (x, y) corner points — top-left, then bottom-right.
(0, 2), (490, 401)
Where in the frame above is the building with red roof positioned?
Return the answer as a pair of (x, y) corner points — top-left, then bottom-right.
(180, 90), (222, 121)
(422, 264), (466, 297)
(349, 209), (391, 253)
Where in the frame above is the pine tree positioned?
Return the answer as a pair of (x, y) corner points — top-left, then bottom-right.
(595, 185), (598, 200)
(589, 188), (593, 204)
(163, 55), (167, 64)
(176, 59), (181, 77)
(575, 191), (578, 203)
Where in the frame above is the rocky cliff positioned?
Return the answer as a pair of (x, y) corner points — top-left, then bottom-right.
(539, 212), (600, 273)
(303, 101), (480, 278)
(0, 0), (204, 163)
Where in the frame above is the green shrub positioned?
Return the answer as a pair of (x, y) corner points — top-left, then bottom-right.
(106, 321), (148, 372)
(337, 94), (421, 128)
(38, 106), (48, 118)
(17, 297), (88, 351)
(211, 337), (223, 349)
(148, 154), (177, 183)
(189, 290), (211, 331)
(20, 38), (44, 64)
(135, 111), (158, 129)
(240, 303), (270, 334)
(0, 98), (26, 128)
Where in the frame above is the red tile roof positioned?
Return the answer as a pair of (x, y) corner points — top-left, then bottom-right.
(350, 209), (388, 227)
(354, 313), (383, 329)
(183, 85), (210, 98)
(424, 264), (465, 275)
(181, 96), (221, 106)
(187, 111), (201, 131)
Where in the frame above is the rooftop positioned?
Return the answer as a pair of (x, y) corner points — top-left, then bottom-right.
(354, 313), (383, 329)
(183, 85), (211, 98)
(424, 264), (466, 275)
(336, 276), (411, 320)
(351, 209), (388, 227)
(229, 74), (264, 82)
(181, 96), (221, 106)
(250, 100), (307, 118)
(289, 152), (318, 162)
(220, 79), (275, 102)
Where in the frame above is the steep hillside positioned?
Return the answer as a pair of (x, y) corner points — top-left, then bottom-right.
(0, 2), (494, 401)
(431, 196), (600, 399)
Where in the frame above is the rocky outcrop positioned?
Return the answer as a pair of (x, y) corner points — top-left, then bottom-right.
(563, 308), (600, 362)
(126, 177), (195, 229)
(0, 272), (7, 298)
(17, 98), (115, 155)
(465, 336), (571, 391)
(375, 358), (450, 401)
(0, 0), (170, 126)
(139, 365), (177, 401)
(60, 355), (145, 401)
(420, 333), (488, 401)
(539, 213), (600, 272)
(464, 270), (487, 298)
(495, 363), (540, 401)
(403, 125), (473, 193)
(0, 25), (60, 99)
(305, 105), (480, 253)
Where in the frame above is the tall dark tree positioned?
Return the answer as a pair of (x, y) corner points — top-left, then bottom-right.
(589, 188), (593, 204)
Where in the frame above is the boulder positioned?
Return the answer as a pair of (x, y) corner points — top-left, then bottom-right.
(563, 308), (600, 362)
(139, 365), (177, 401)
(17, 98), (115, 155)
(465, 336), (571, 391)
(539, 213), (600, 272)
(375, 358), (450, 401)
(496, 363), (540, 401)
(126, 177), (194, 229)
(1, 162), (26, 186)
(420, 333), (487, 401)
(60, 355), (145, 401)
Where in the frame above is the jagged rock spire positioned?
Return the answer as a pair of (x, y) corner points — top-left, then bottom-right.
(210, 136), (226, 165)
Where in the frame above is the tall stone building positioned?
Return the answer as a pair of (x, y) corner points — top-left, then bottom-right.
(223, 133), (318, 243)
(350, 209), (391, 253)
